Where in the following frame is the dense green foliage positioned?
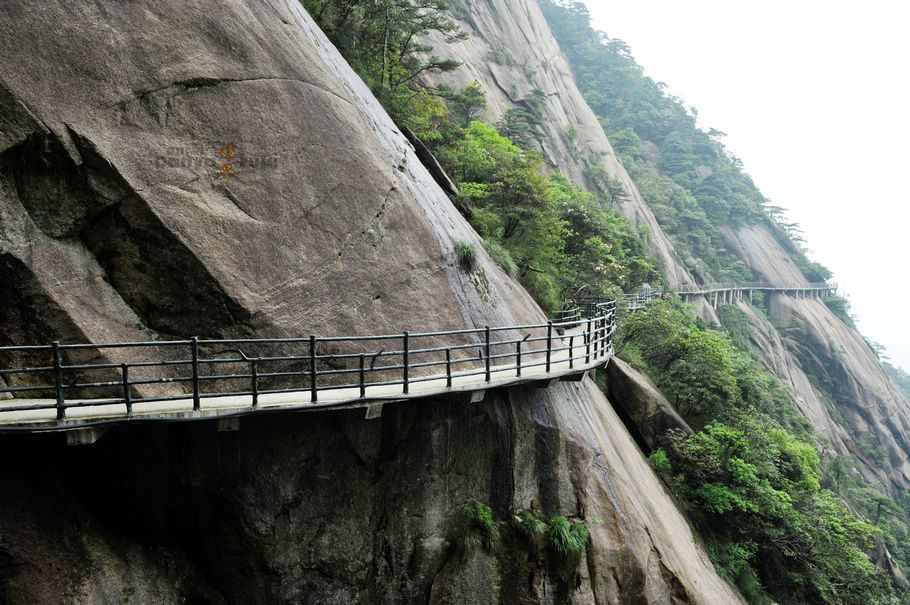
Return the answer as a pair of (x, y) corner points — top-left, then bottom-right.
(622, 300), (901, 604)
(302, 0), (466, 121)
(435, 118), (659, 308)
(539, 0), (830, 284)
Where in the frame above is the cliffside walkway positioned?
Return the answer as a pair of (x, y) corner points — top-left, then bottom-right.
(673, 281), (837, 308)
(0, 302), (616, 438)
(612, 281), (837, 311)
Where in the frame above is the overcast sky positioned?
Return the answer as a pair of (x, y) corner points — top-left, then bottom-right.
(580, 0), (910, 370)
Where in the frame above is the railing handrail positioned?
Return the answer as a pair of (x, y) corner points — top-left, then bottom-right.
(669, 281), (836, 294)
(0, 300), (618, 430)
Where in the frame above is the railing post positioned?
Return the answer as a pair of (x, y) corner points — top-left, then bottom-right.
(516, 339), (522, 377)
(309, 335), (318, 403)
(546, 321), (553, 373)
(586, 318), (591, 364)
(569, 336), (574, 369)
(445, 348), (452, 388)
(485, 326), (491, 382)
(607, 313), (615, 354)
(250, 358), (259, 409)
(52, 341), (65, 421)
(190, 336), (201, 411)
(403, 331), (410, 394)
(592, 319), (598, 361)
(121, 363), (132, 417)
(359, 354), (366, 398)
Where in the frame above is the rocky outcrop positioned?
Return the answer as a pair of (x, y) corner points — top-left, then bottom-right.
(0, 0), (739, 601)
(605, 357), (693, 452)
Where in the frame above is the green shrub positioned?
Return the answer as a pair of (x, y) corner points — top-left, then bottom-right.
(459, 501), (500, 554)
(547, 516), (589, 565)
(513, 511), (548, 549)
(824, 295), (857, 329)
(649, 448), (672, 476)
(455, 240), (477, 272)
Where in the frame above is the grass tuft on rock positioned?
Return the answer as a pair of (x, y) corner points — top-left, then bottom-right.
(455, 240), (478, 272)
(547, 516), (589, 565)
(513, 511), (548, 549)
(458, 501), (500, 554)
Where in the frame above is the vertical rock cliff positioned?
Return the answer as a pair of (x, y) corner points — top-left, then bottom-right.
(0, 1), (740, 602)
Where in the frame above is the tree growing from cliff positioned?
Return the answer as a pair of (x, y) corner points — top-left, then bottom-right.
(302, 0), (466, 119)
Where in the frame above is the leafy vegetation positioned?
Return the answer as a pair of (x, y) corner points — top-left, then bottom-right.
(302, 0), (466, 123)
(824, 295), (857, 329)
(547, 515), (589, 566)
(438, 118), (659, 309)
(459, 501), (501, 553)
(455, 240), (477, 271)
(885, 363), (910, 400)
(619, 299), (902, 603)
(457, 505), (591, 573)
(513, 510), (548, 549)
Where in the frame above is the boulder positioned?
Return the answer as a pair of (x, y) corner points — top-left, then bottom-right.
(606, 357), (693, 451)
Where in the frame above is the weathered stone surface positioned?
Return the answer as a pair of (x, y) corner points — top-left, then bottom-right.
(0, 0), (738, 601)
(0, 456), (220, 603)
(605, 357), (693, 451)
(732, 302), (854, 457)
(721, 224), (809, 285)
(0, 383), (740, 604)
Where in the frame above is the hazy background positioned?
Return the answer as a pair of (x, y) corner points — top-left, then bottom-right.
(580, 0), (910, 370)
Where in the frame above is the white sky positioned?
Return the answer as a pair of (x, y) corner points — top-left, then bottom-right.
(580, 0), (910, 370)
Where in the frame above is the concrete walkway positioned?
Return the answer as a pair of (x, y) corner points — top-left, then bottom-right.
(0, 324), (611, 434)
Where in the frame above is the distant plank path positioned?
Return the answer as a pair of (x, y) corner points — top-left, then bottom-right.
(0, 302), (617, 437)
(619, 281), (837, 311)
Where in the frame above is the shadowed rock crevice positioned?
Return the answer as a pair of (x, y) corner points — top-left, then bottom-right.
(80, 198), (255, 338)
(1, 129), (128, 239)
(0, 253), (88, 347)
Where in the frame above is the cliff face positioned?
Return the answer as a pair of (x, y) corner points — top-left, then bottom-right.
(0, 1), (739, 602)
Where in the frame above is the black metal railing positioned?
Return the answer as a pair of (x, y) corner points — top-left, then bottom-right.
(0, 301), (616, 427)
